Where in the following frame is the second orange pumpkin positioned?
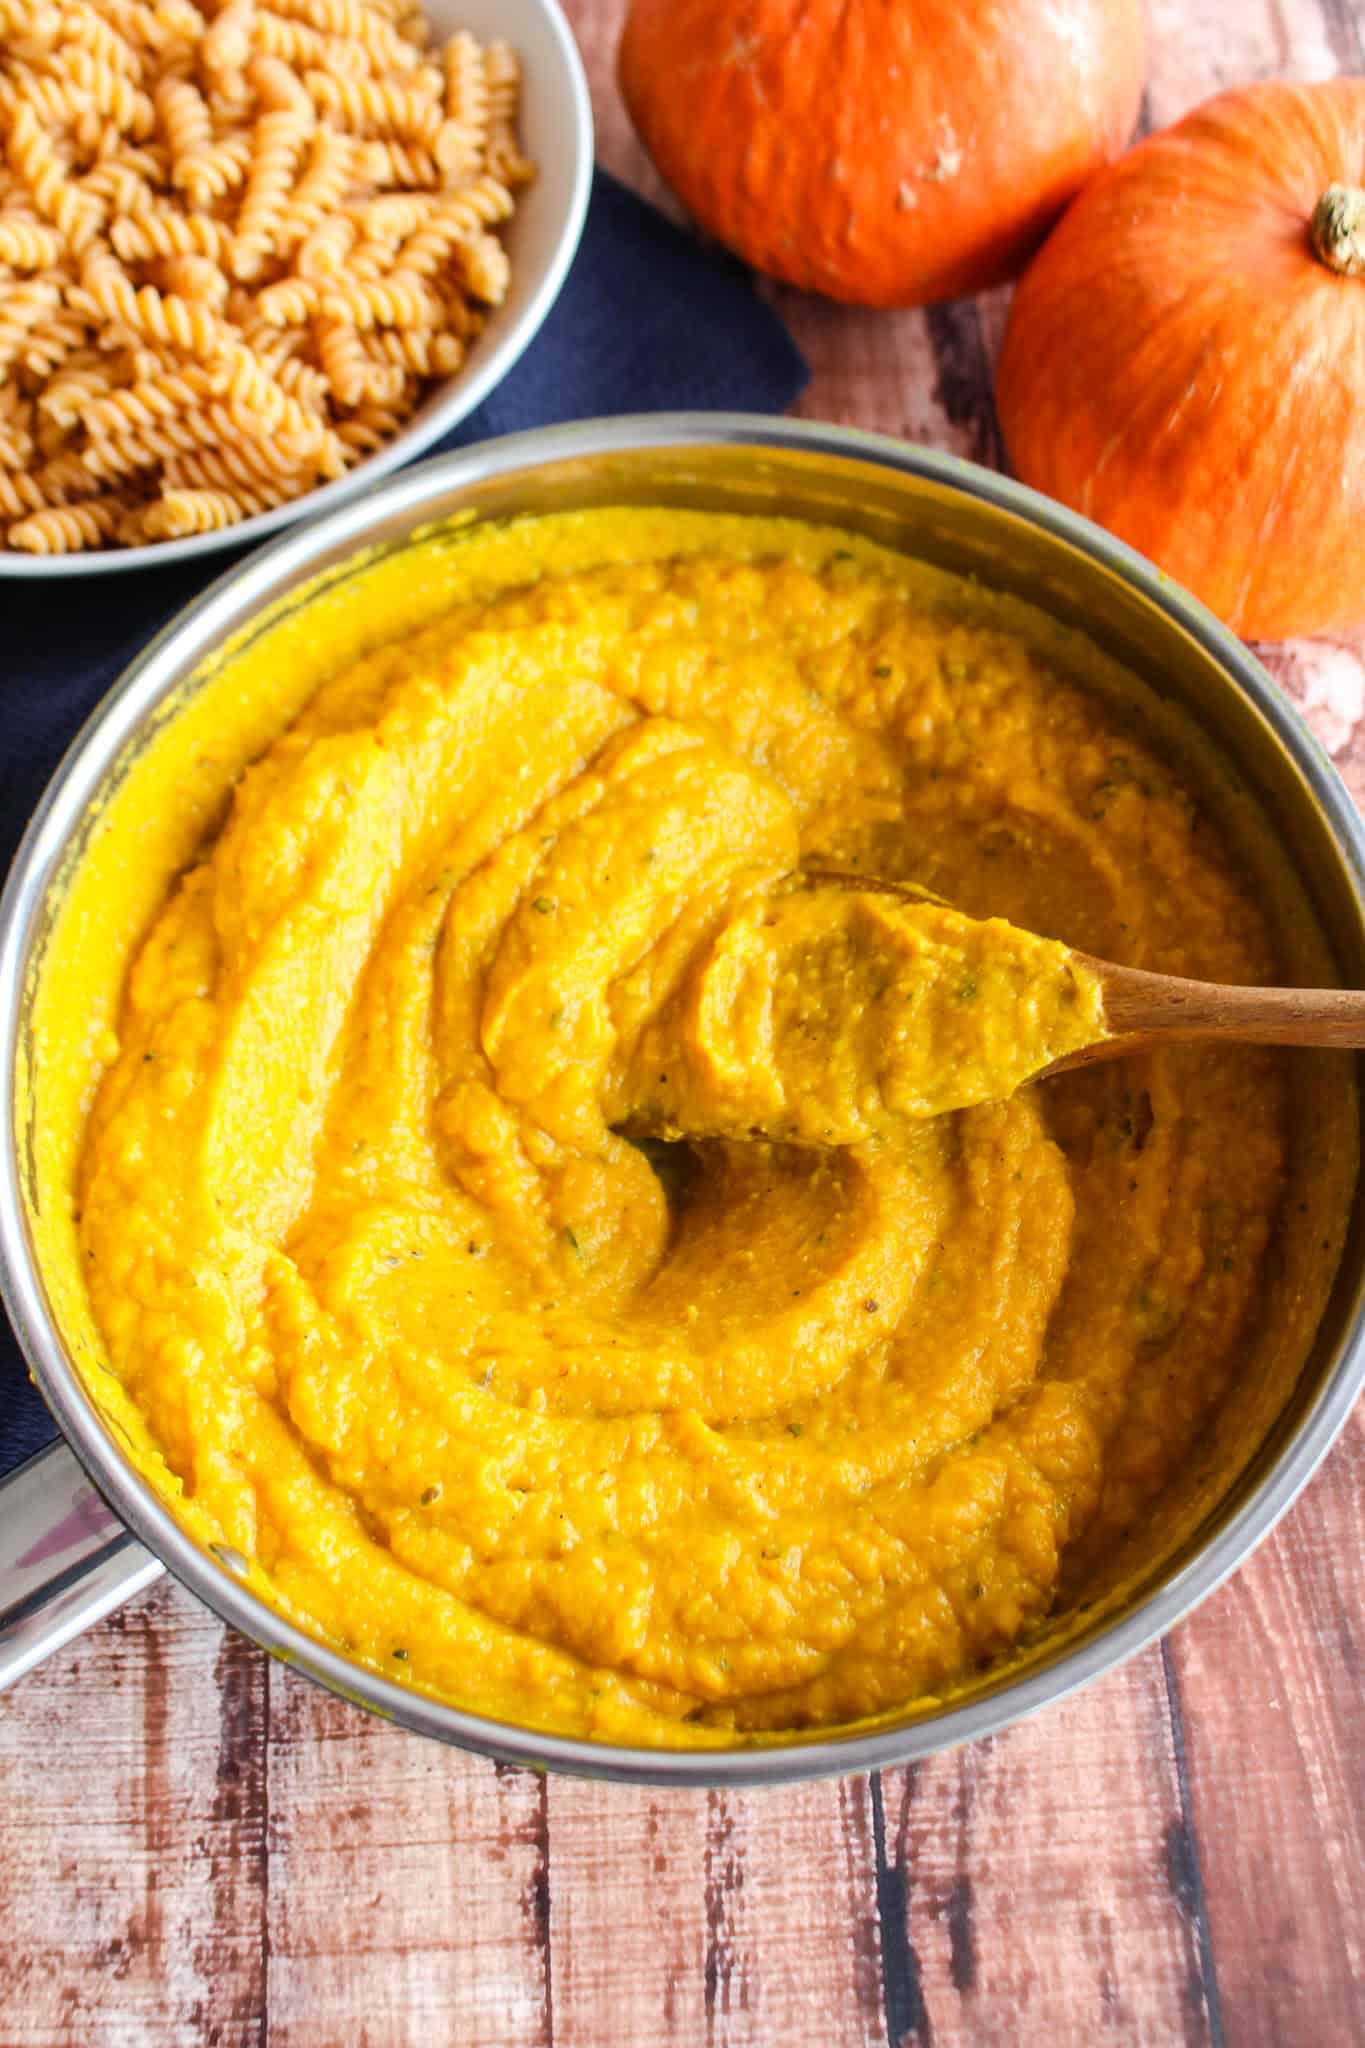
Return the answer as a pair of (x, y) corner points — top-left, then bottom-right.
(996, 79), (1365, 641)
(617, 0), (1147, 308)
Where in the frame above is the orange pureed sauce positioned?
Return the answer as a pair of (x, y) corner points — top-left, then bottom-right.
(35, 509), (1353, 1744)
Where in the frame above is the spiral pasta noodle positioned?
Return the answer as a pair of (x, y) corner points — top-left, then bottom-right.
(8, 493), (129, 551)
(0, 469), (47, 518)
(111, 207), (232, 260)
(434, 29), (485, 182)
(334, 390), (414, 456)
(0, 0), (529, 551)
(0, 71), (78, 132)
(174, 131), (251, 204)
(314, 316), (365, 404)
(7, 101), (103, 245)
(275, 352), (327, 409)
(0, 0), (58, 34)
(0, 276), (61, 373)
(271, 0), (418, 73)
(295, 210), (356, 276)
(80, 157), (159, 215)
(302, 71), (441, 145)
(61, 4), (142, 77)
(482, 40), (531, 188)
(0, 418), (35, 471)
(254, 14), (370, 78)
(319, 269), (437, 328)
(156, 75), (211, 181)
(22, 309), (88, 375)
(276, 125), (355, 251)
(368, 323), (460, 376)
(457, 231), (508, 307)
(158, 250), (224, 304)
(254, 273), (318, 324)
(392, 172), (512, 276)
(60, 45), (156, 137)
(162, 435), (313, 496)
(81, 365), (213, 435)
(141, 482), (286, 535)
(39, 360), (113, 427)
(78, 245), (226, 355)
(0, 215), (64, 267)
(231, 105), (313, 278)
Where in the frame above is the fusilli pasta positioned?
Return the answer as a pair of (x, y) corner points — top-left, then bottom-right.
(8, 492), (129, 550)
(0, 0), (531, 552)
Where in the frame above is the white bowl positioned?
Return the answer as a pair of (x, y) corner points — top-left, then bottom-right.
(0, 0), (593, 578)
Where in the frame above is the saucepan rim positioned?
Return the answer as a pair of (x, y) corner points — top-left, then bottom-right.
(2, 412), (1363, 1784)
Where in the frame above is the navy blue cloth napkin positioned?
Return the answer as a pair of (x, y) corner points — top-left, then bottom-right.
(0, 167), (809, 1479)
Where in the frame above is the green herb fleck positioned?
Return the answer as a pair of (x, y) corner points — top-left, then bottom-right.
(391, 1648), (409, 1662)
(533, 896), (555, 915)
(957, 976), (978, 1002)
(787, 1422), (804, 1438)
(420, 1485), (441, 1506)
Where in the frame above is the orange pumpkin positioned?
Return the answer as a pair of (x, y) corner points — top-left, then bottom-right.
(617, 0), (1147, 309)
(996, 79), (1365, 642)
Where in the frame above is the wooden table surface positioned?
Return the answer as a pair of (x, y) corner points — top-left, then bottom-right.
(5, 3), (1365, 2043)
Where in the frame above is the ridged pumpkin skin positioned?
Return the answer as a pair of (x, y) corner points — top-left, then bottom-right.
(617, 0), (1147, 309)
(997, 80), (1365, 642)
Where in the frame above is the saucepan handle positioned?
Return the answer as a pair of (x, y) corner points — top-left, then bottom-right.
(0, 1440), (162, 1691)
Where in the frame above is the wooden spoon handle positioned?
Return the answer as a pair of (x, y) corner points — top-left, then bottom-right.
(1090, 959), (1365, 1050)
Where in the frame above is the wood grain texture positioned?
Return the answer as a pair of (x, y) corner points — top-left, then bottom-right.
(1170, 1410), (1365, 2047)
(264, 1673), (553, 2048)
(874, 1643), (1220, 2048)
(0, 1593), (269, 2047)
(545, 1776), (885, 2046)
(3, 2), (1365, 2044)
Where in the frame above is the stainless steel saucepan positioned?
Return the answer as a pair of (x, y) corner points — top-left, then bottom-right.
(3, 415), (1363, 1782)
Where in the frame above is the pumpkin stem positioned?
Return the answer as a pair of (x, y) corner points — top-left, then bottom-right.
(1310, 184), (1365, 277)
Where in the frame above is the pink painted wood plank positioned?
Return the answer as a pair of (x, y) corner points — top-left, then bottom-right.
(1145, 0), (1340, 127)
(264, 1676), (551, 2048)
(545, 1776), (884, 2048)
(1170, 1408), (1365, 2047)
(0, 1583), (266, 2048)
(563, 0), (674, 205)
(876, 1648), (1216, 2046)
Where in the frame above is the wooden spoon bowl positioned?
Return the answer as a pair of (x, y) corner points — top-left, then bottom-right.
(801, 867), (1365, 1076)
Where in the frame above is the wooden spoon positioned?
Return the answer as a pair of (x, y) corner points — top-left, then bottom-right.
(1047, 958), (1365, 1073)
(802, 868), (1365, 1075)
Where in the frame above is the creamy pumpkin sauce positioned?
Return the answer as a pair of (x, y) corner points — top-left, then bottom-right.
(33, 509), (1356, 1746)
